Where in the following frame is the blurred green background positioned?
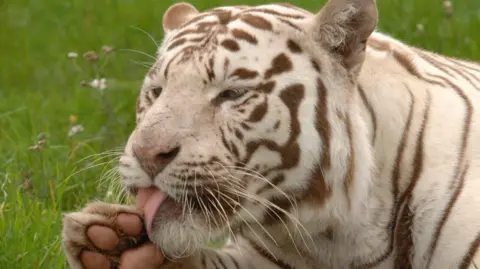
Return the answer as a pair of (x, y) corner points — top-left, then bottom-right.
(0, 0), (479, 268)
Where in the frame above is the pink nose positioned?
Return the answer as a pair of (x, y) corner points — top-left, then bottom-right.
(132, 145), (180, 177)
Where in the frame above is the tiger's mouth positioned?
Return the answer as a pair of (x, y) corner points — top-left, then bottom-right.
(136, 188), (184, 240)
(136, 186), (239, 241)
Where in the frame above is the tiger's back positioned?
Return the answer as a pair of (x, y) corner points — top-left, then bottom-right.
(355, 31), (480, 268)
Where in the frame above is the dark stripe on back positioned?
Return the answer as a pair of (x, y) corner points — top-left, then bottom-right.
(445, 56), (480, 73)
(390, 43), (473, 190)
(416, 49), (480, 91)
(249, 8), (306, 20)
(394, 90), (431, 268)
(426, 163), (470, 268)
(343, 114), (355, 208)
(459, 231), (480, 269)
(358, 85), (377, 144)
(426, 73), (472, 181)
(392, 87), (415, 199)
(358, 88), (414, 268)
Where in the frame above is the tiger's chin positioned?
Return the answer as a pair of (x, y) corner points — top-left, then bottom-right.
(148, 196), (227, 260)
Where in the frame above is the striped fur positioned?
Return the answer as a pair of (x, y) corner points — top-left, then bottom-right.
(63, 0), (480, 268)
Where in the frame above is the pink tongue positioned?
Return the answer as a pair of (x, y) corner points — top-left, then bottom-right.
(136, 188), (167, 240)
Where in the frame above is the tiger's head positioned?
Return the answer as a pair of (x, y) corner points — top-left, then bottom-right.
(119, 0), (378, 258)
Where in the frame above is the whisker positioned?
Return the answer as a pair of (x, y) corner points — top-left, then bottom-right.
(214, 189), (278, 259)
(119, 48), (157, 61)
(214, 163), (314, 253)
(222, 187), (315, 255)
(130, 60), (154, 69)
(129, 25), (160, 47)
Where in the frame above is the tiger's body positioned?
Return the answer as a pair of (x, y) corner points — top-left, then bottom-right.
(62, 0), (480, 268)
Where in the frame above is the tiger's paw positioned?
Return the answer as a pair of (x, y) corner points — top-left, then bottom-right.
(61, 202), (165, 269)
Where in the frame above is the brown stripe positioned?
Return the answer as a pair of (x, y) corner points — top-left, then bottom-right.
(232, 93), (259, 109)
(247, 98), (268, 122)
(219, 127), (231, 153)
(459, 232), (480, 269)
(359, 86), (417, 268)
(221, 39), (240, 52)
(265, 53), (293, 79)
(343, 114), (355, 208)
(315, 78), (331, 169)
(240, 14), (273, 31)
(229, 68), (258, 80)
(445, 56), (480, 73)
(234, 128), (243, 140)
(392, 44), (473, 185)
(394, 89), (431, 268)
(426, 163), (469, 268)
(181, 13), (214, 28)
(246, 237), (295, 269)
(173, 28), (198, 39)
(287, 39), (302, 53)
(416, 49), (480, 90)
(311, 59), (321, 72)
(427, 73), (472, 181)
(277, 18), (302, 32)
(249, 8), (306, 19)
(206, 57), (216, 82)
(216, 254), (228, 269)
(224, 252), (240, 269)
(163, 48), (185, 78)
(358, 85), (377, 144)
(201, 252), (207, 268)
(256, 81), (276, 94)
(231, 28), (257, 44)
(256, 175), (285, 195)
(391, 87), (415, 199)
(167, 38), (187, 51)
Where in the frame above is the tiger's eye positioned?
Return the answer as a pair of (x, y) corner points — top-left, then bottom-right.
(218, 89), (246, 100)
(152, 87), (163, 98)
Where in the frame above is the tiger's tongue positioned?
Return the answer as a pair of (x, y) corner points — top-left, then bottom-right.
(136, 187), (167, 240)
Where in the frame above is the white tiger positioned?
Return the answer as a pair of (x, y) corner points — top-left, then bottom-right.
(61, 0), (480, 268)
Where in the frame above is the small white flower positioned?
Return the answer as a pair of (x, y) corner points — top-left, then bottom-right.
(443, 0), (452, 9)
(67, 52), (78, 59)
(68, 124), (84, 137)
(90, 78), (107, 90)
(416, 23), (425, 32)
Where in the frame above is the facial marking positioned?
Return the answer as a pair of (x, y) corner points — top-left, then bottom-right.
(264, 53), (293, 79)
(123, 3), (330, 247)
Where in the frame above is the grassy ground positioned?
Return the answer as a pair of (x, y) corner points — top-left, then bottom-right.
(0, 0), (479, 268)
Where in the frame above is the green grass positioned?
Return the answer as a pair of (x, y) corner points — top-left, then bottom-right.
(0, 0), (478, 268)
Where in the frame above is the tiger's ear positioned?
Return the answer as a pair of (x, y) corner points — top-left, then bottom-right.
(163, 2), (199, 32)
(312, 0), (378, 73)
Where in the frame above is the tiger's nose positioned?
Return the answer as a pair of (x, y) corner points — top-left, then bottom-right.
(132, 145), (180, 177)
